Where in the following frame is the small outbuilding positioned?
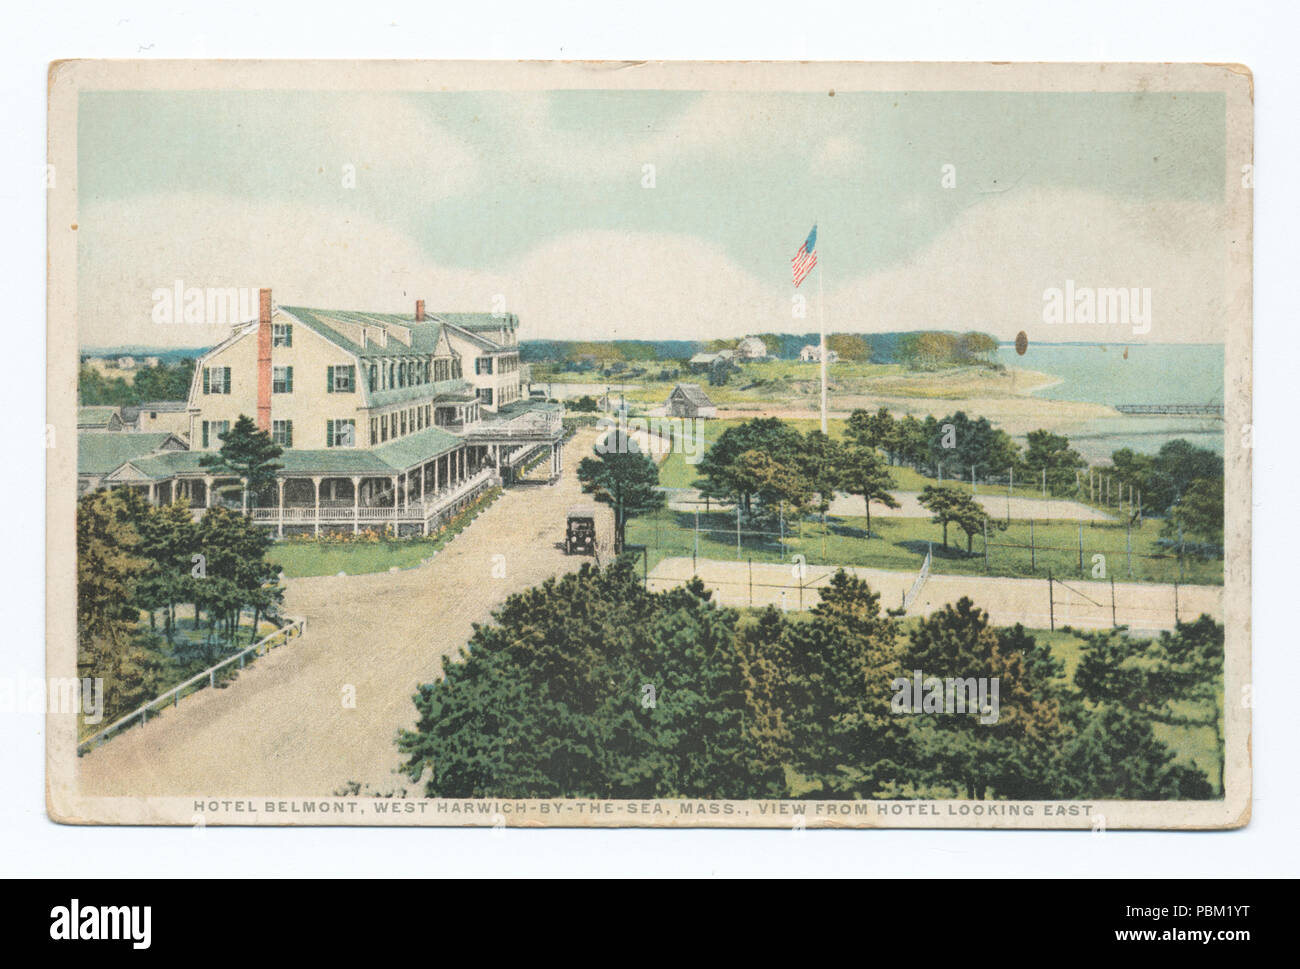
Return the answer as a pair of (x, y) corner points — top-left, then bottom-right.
(665, 383), (717, 419)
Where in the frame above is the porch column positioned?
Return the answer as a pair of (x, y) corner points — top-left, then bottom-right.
(312, 476), (322, 537)
(351, 476), (361, 535)
(204, 475), (215, 509)
(148, 482), (157, 504)
(276, 479), (286, 539)
(461, 447), (466, 481)
(433, 455), (439, 493)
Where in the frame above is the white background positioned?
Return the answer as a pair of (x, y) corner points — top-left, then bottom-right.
(3, 0), (1295, 877)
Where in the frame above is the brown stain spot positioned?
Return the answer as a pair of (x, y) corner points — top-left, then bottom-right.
(1014, 331), (1028, 356)
(70, 223), (77, 231)
(828, 89), (835, 97)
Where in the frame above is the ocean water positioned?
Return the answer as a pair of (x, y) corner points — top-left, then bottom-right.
(995, 342), (1225, 462)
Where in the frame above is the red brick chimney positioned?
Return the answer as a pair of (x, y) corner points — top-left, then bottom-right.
(257, 288), (272, 432)
(415, 299), (425, 322)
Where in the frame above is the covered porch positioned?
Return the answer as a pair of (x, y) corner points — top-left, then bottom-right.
(250, 443), (496, 537)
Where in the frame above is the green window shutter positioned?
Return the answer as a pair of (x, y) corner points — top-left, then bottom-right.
(285, 421), (293, 448)
(347, 365), (356, 390)
(202, 368), (210, 394)
(202, 422), (209, 448)
(223, 367), (232, 393)
(326, 419), (334, 447)
(286, 366), (293, 393)
(326, 365), (334, 393)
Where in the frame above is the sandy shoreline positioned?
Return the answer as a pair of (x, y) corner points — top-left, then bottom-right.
(709, 366), (1119, 437)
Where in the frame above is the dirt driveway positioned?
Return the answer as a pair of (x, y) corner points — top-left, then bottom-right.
(78, 430), (601, 798)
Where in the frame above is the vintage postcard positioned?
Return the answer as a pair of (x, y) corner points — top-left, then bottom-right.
(46, 60), (1251, 828)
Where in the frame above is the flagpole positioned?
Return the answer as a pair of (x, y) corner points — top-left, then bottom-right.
(818, 230), (827, 435)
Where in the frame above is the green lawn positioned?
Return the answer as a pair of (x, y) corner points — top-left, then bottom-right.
(652, 418), (1097, 503)
(542, 359), (1001, 407)
(268, 538), (446, 578)
(626, 507), (1223, 586)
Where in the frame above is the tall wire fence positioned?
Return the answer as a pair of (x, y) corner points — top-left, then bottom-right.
(629, 496), (1223, 588)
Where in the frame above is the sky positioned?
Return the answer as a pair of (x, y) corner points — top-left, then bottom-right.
(76, 88), (1228, 347)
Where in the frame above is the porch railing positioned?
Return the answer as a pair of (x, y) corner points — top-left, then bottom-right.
(246, 468), (497, 526)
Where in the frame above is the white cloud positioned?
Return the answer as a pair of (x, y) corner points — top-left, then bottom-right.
(77, 194), (786, 347)
(77, 187), (1225, 349)
(835, 188), (1226, 343)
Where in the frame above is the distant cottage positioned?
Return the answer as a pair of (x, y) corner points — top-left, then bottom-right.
(799, 344), (838, 364)
(665, 383), (716, 419)
(736, 336), (768, 360)
(688, 349), (736, 372)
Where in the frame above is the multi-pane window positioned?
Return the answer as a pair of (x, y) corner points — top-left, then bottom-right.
(271, 420), (293, 447)
(381, 415), (389, 442)
(272, 366), (293, 394)
(475, 357), (494, 375)
(370, 417), (379, 445)
(400, 411), (407, 436)
(369, 365), (378, 393)
(326, 365), (356, 393)
(326, 419), (356, 448)
(201, 420), (231, 448)
(272, 323), (292, 347)
(477, 387), (493, 406)
(202, 366), (231, 394)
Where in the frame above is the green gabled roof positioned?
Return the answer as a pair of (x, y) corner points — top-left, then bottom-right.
(276, 450), (399, 475)
(78, 406), (122, 428)
(436, 312), (518, 332)
(482, 398), (563, 422)
(127, 448), (403, 479)
(78, 432), (185, 476)
(95, 430), (465, 482)
(371, 425), (463, 471)
(127, 451), (212, 478)
(280, 306), (448, 359)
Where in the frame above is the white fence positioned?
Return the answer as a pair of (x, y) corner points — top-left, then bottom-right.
(77, 616), (306, 755)
(903, 544), (933, 609)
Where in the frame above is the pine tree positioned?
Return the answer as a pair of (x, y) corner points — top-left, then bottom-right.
(839, 445), (899, 536)
(576, 432), (665, 551)
(199, 414), (284, 508)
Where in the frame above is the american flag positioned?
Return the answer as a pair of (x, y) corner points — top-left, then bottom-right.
(792, 224), (818, 287)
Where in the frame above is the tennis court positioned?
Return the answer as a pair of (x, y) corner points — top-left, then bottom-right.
(645, 556), (1223, 632)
